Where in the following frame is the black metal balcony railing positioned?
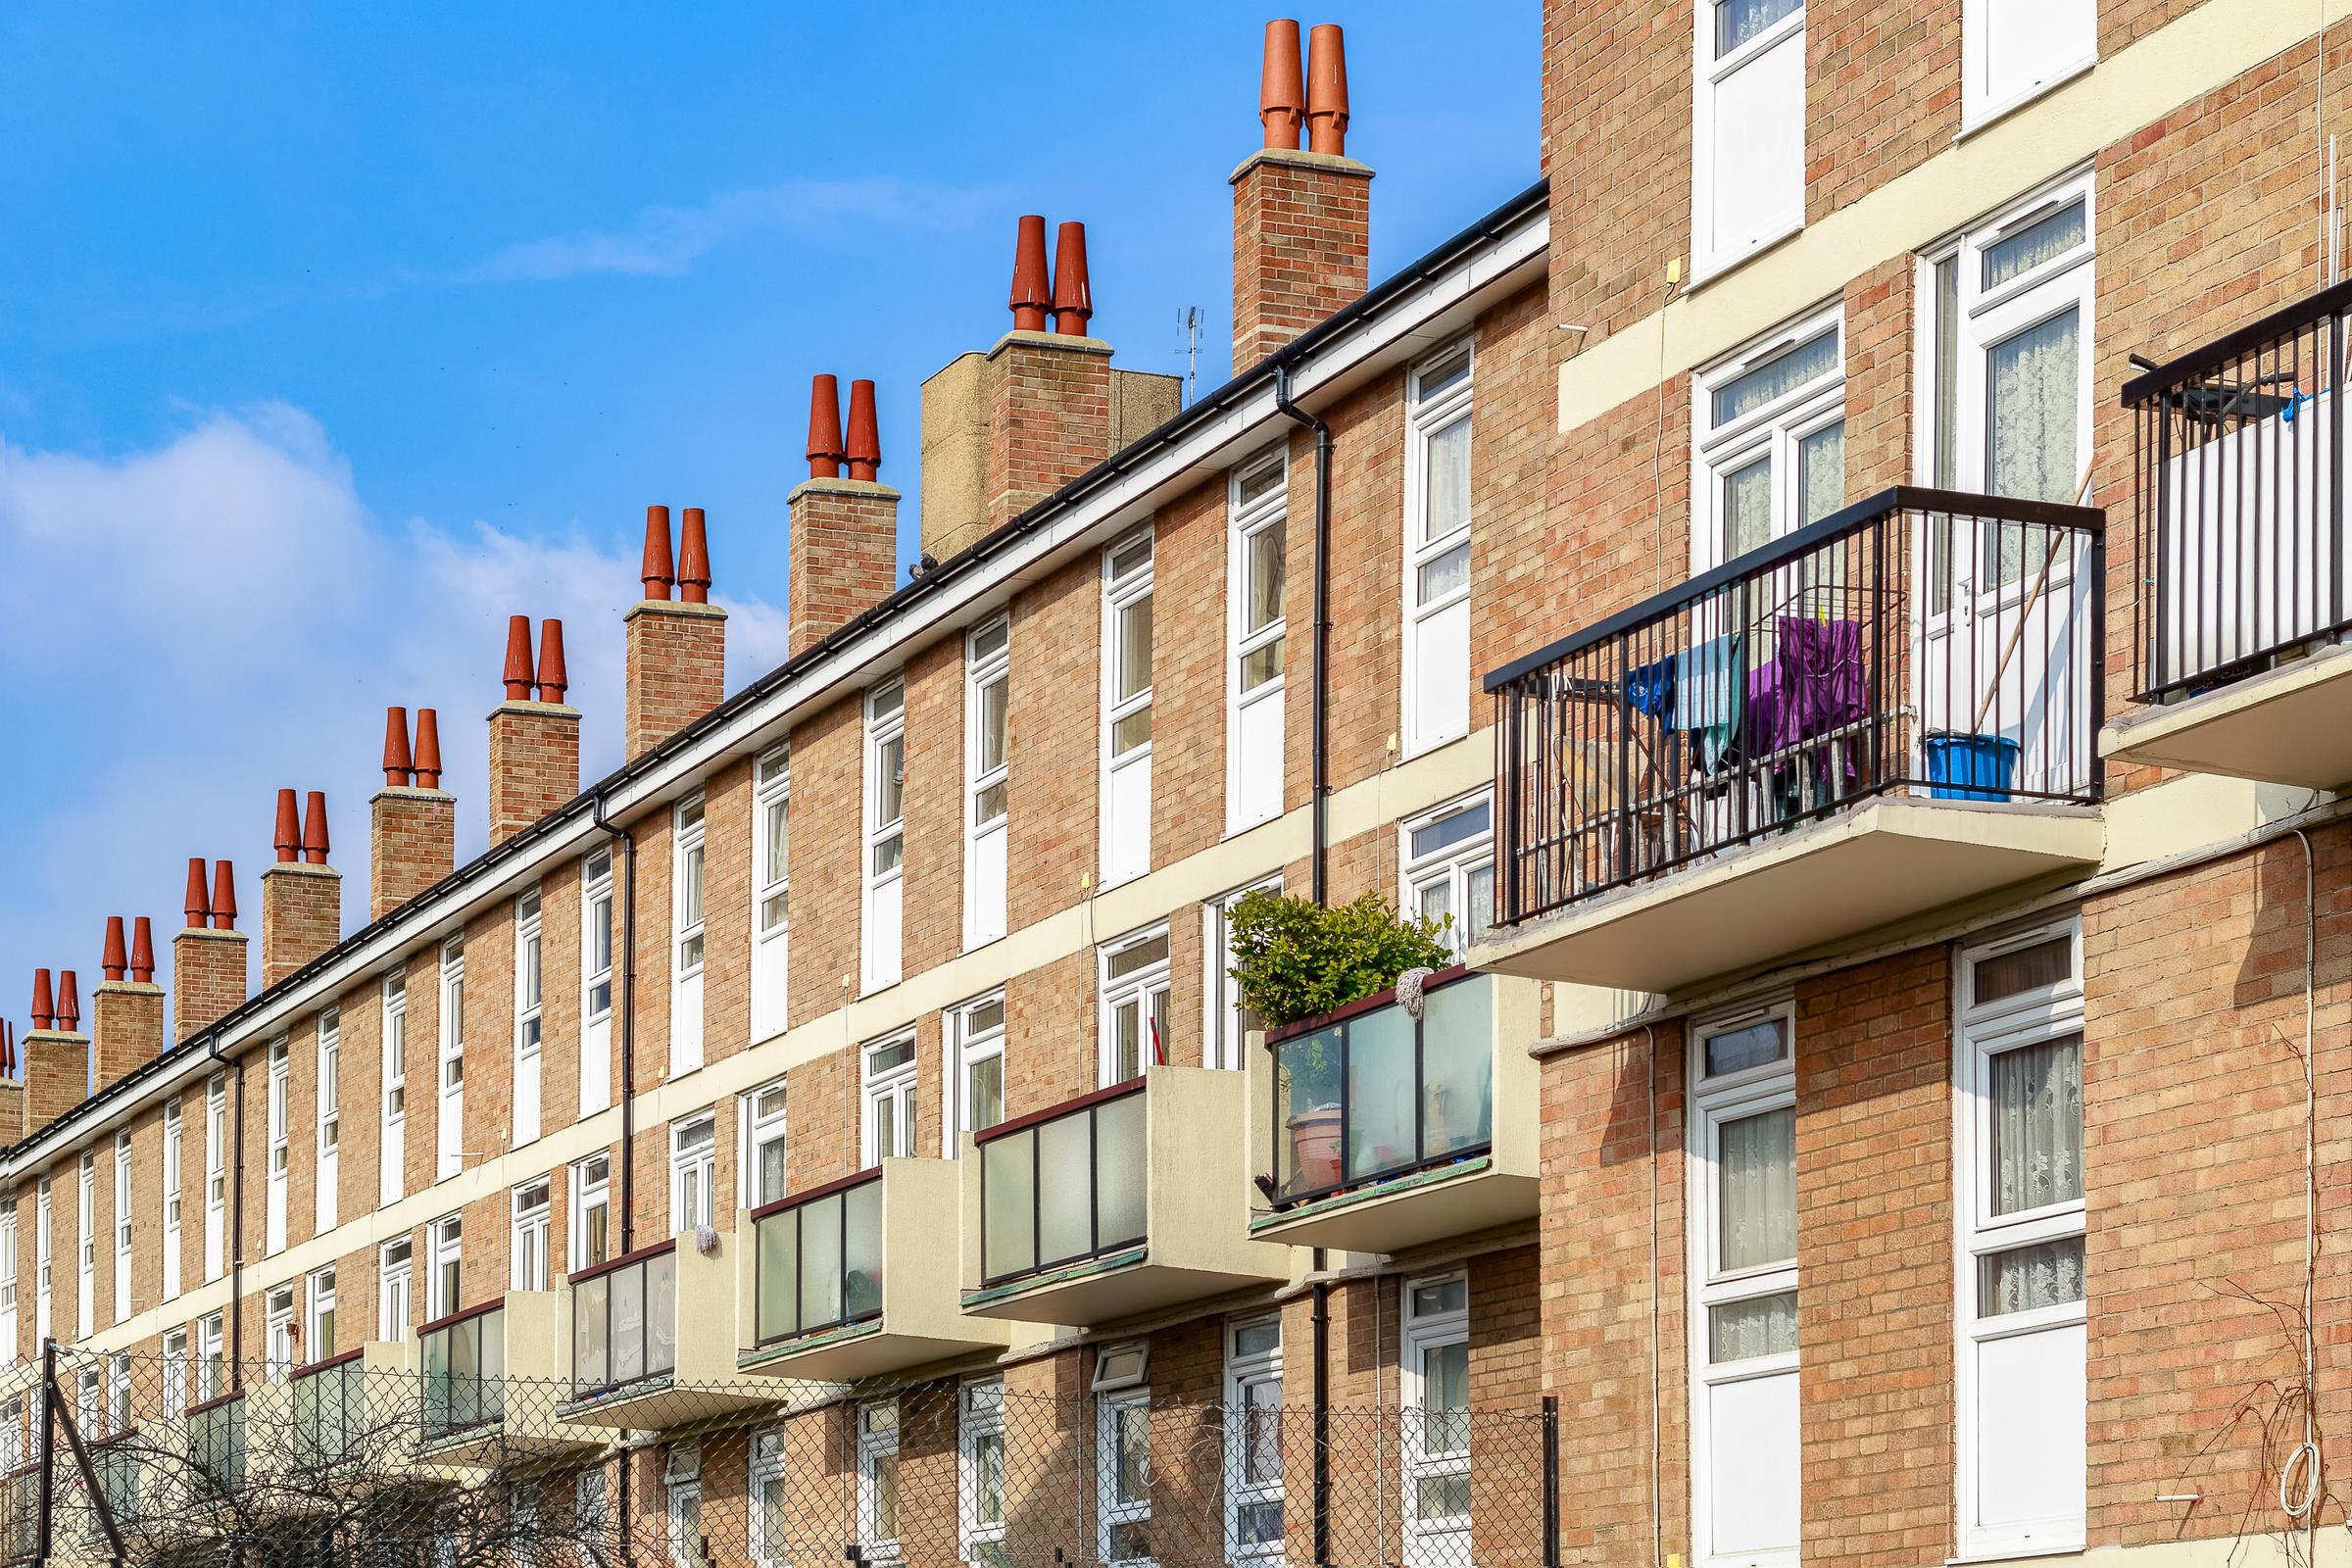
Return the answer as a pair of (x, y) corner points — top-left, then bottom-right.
(1487, 486), (2104, 926)
(570, 1244), (676, 1401)
(418, 1303), (505, 1441)
(1267, 969), (1494, 1207)
(752, 1171), (886, 1346)
(290, 1349), (366, 1466)
(977, 1080), (1147, 1288)
(2123, 278), (2352, 701)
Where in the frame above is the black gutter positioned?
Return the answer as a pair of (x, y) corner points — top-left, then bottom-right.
(591, 793), (637, 1255)
(7, 173), (1552, 1161)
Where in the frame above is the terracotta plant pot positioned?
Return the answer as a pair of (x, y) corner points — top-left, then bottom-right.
(1289, 1105), (1343, 1191)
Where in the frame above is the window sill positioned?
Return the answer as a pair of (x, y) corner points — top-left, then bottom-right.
(1685, 220), (1806, 298)
(1956, 57), (2097, 143)
(1946, 1541), (2085, 1565)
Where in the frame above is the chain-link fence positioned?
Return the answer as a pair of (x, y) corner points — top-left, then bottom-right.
(4, 1347), (1558, 1568)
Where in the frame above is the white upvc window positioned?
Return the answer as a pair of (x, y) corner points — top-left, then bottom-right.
(307, 1265), (337, 1363)
(965, 617), (1011, 949)
(573, 1153), (614, 1270)
(1692, 0), (1805, 278)
(437, 937), (466, 1181)
(316, 1009), (339, 1234)
(1687, 1003), (1800, 1568)
(862, 1033), (918, 1165)
(514, 887), (544, 1145)
(1100, 926), (1170, 1086)
(196, 1311), (224, 1401)
(1401, 1274), (1471, 1564)
(75, 1366), (99, 1441)
(108, 1351), (129, 1435)
(1225, 1314), (1286, 1560)
(742, 1081), (791, 1208)
(1955, 920), (2086, 1558)
(75, 1152), (93, 1334)
(672, 794), (708, 1070)
(1227, 453), (1288, 832)
(959, 1379), (1008, 1568)
(1101, 530), (1155, 887)
(858, 1399), (902, 1563)
(161, 1327), (188, 1415)
(1402, 795), (1494, 962)
(161, 1100), (182, 1301)
(577, 1467), (611, 1546)
(862, 682), (907, 993)
(32, 1180), (50, 1345)
(0, 1207), (17, 1358)
(1402, 343), (1474, 756)
(112, 1132), (130, 1324)
(380, 975), (407, 1202)
(264, 1284), (296, 1381)
(671, 1114), (716, 1234)
(1204, 878), (1280, 1072)
(665, 1441), (703, 1568)
(427, 1213), (463, 1319)
(946, 994), (1006, 1155)
(512, 1177), (552, 1291)
(205, 1072), (228, 1280)
(1693, 308), (1846, 572)
(0, 1396), (21, 1470)
(379, 1236), (414, 1341)
(752, 746), (791, 1040)
(266, 1036), (290, 1254)
(1095, 1348), (1152, 1568)
(582, 849), (615, 1113)
(1964, 0), (2094, 128)
(750, 1428), (789, 1568)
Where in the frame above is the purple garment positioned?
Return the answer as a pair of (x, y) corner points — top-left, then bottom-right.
(1770, 616), (1867, 783)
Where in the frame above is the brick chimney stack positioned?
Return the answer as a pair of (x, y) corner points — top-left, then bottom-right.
(262, 788), (342, 985)
(91, 913), (165, 1091)
(176, 858), (251, 1045)
(790, 374), (902, 657)
(0, 1022), (23, 1142)
(919, 218), (1180, 563)
(1231, 21), (1372, 371)
(625, 506), (728, 758)
(24, 968), (89, 1132)
(372, 707), (457, 919)
(489, 615), (582, 844)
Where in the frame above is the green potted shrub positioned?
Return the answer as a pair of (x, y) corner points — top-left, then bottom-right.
(1227, 891), (1452, 1193)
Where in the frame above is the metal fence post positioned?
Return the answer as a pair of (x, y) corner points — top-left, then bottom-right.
(1541, 1394), (1561, 1568)
(33, 1341), (53, 1568)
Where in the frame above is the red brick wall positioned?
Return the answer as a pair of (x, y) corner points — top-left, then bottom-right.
(1231, 152), (1373, 371)
(486, 704), (581, 847)
(369, 789), (455, 921)
(623, 601), (727, 760)
(258, 864), (343, 988)
(789, 484), (901, 657)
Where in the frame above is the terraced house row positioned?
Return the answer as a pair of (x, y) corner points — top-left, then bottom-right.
(9, 3), (2352, 1566)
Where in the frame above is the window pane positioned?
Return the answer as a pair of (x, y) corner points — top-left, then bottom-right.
(1245, 523), (1285, 634)
(1409, 804), (1491, 860)
(1721, 455), (1773, 559)
(1973, 936), (2072, 1005)
(1988, 1035), (2082, 1214)
(970, 618), (1009, 661)
(1798, 419), (1845, 526)
(1107, 935), (1169, 979)
(1708, 1290), (1797, 1362)
(1113, 1404), (1151, 1501)
(1420, 1341), (1470, 1454)
(975, 780), (1008, 826)
(869, 1041), (914, 1074)
(1241, 636), (1285, 691)
(978, 676), (1009, 773)
(1985, 305), (2080, 511)
(1109, 538), (1152, 581)
(1417, 540), (1470, 603)
(1410, 1278), (1467, 1318)
(1421, 418), (1471, 546)
(1718, 1106), (1795, 1271)
(1416, 348), (1472, 402)
(763, 799), (789, 887)
(1117, 597), (1154, 701)
(1112, 707), (1152, 755)
(1464, 863), (1494, 949)
(966, 1054), (1004, 1132)
(875, 736), (906, 828)
(1979, 1236), (2084, 1315)
(1703, 1017), (1788, 1079)
(1983, 200), (2086, 290)
(1711, 327), (1835, 426)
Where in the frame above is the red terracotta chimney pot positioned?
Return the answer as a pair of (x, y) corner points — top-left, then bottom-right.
(1261, 20), (1306, 150)
(414, 710), (444, 789)
(1051, 222), (1094, 337)
(273, 787), (301, 863)
(846, 380), (882, 482)
(382, 706), (415, 788)
(54, 970), (78, 1033)
(1009, 215), (1052, 332)
(641, 505), (676, 602)
(535, 619), (569, 704)
(302, 791), (330, 864)
(502, 615), (535, 701)
(1305, 24), (1349, 156)
(807, 374), (846, 481)
(29, 969), (52, 1032)
(183, 858), (211, 929)
(210, 860), (237, 931)
(101, 916), (128, 983)
(677, 508), (712, 605)
(130, 918), (156, 984)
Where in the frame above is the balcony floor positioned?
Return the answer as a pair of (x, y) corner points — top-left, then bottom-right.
(558, 1377), (770, 1430)
(960, 1250), (1260, 1327)
(2102, 643), (2352, 789)
(1250, 1158), (1539, 1254)
(1474, 796), (2103, 994)
(739, 1322), (1003, 1384)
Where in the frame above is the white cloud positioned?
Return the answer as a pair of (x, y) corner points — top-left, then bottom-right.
(0, 406), (787, 1035)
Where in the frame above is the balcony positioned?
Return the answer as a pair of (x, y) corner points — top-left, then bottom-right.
(1479, 486), (2105, 993)
(960, 1067), (1286, 1326)
(563, 1235), (764, 1429)
(740, 1161), (1010, 1382)
(415, 1295), (593, 1464)
(1249, 970), (1541, 1253)
(2104, 280), (2352, 788)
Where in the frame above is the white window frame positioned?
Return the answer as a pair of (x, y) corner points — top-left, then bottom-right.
(583, 849), (615, 1113)
(205, 1072), (227, 1280)
(1401, 342), (1474, 757)
(752, 746), (791, 1040)
(945, 994), (1007, 1155)
(576, 1467), (611, 1545)
(307, 1265), (337, 1364)
(1096, 1378), (1152, 1568)
(427, 1213), (463, 1320)
(111, 1132), (130, 1324)
(1690, 0), (1807, 279)
(749, 1428), (788, 1568)
(861, 1032), (918, 1166)
(742, 1081), (791, 1208)
(964, 617), (1012, 949)
(512, 1177), (552, 1292)
(75, 1152), (93, 1334)
(1204, 878), (1281, 1071)
(862, 682), (907, 993)
(666, 1441), (703, 1568)
(161, 1100), (182, 1301)
(1227, 452), (1288, 833)
(161, 1327), (188, 1416)
(959, 1380), (1008, 1568)
(1401, 793), (1495, 963)
(1224, 1313), (1286, 1562)
(572, 1153), (613, 1270)
(0, 1207), (17, 1359)
(195, 1311), (224, 1402)
(316, 1010), (339, 1235)
(379, 1235), (413, 1342)
(1691, 306), (1846, 574)
(264, 1284), (295, 1382)
(1099, 925), (1171, 1087)
(1401, 1273), (1471, 1565)
(1954, 918), (2087, 1559)
(380, 976), (407, 1202)
(437, 938), (466, 1181)
(1963, 0), (2095, 130)
(266, 1036), (290, 1254)
(672, 794), (708, 1071)
(670, 1114), (717, 1234)
(514, 887), (545, 1145)
(33, 1181), (50, 1345)
(1101, 529), (1156, 887)
(1686, 1000), (1801, 1568)
(857, 1399), (902, 1563)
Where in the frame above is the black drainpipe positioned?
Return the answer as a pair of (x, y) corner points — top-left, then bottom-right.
(1273, 357), (1334, 1566)
(592, 790), (639, 1563)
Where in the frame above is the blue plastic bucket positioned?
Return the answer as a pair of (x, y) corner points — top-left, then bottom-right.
(1924, 732), (2021, 802)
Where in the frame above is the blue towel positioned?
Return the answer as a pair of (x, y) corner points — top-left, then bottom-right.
(1626, 655), (1677, 722)
(1678, 634), (1746, 774)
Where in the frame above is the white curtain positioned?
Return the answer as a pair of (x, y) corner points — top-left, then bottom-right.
(1987, 307), (2080, 582)
(1989, 1035), (2082, 1215)
(1710, 1289), (1797, 1362)
(1981, 1236), (2084, 1315)
(1719, 1106), (1796, 1270)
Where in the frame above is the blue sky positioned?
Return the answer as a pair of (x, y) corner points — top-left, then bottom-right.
(0, 2), (1537, 1035)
